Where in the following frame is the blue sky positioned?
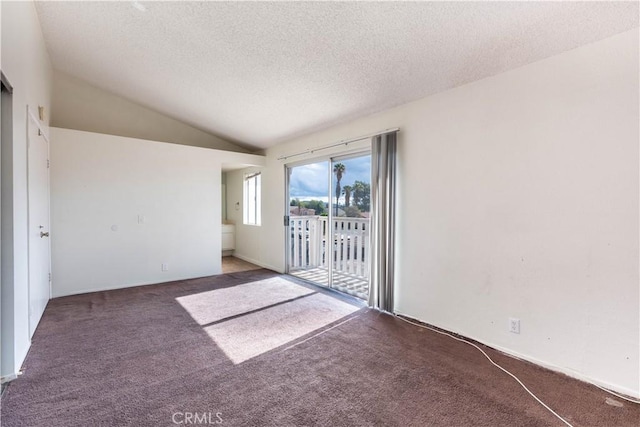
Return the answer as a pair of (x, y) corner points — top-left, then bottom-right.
(289, 156), (370, 202)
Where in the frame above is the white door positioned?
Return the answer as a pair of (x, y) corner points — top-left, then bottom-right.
(27, 112), (51, 338)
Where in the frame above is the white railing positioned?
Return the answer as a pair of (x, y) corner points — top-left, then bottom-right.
(289, 216), (370, 279)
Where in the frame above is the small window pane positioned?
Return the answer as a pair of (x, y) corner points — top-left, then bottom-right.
(244, 172), (261, 226)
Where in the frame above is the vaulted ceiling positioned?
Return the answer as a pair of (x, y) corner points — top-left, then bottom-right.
(36, 1), (638, 150)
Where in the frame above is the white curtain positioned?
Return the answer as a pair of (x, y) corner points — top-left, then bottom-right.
(368, 131), (397, 312)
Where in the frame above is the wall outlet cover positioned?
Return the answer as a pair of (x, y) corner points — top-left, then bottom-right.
(509, 318), (521, 334)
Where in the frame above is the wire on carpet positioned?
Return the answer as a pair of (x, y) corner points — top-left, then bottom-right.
(393, 314), (575, 427)
(393, 314), (640, 407)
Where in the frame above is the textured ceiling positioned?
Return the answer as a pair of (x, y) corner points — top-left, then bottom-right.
(35, 1), (639, 150)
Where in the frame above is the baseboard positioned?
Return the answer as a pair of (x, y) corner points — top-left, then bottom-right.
(0, 362), (23, 385)
(394, 310), (640, 400)
(486, 344), (640, 400)
(0, 372), (19, 384)
(13, 342), (31, 381)
(52, 271), (223, 298)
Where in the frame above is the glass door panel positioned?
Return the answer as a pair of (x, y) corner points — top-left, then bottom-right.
(286, 161), (330, 287)
(330, 154), (371, 299)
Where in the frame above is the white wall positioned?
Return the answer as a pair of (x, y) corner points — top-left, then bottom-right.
(1, 0), (53, 378)
(52, 71), (250, 153)
(233, 30), (640, 397)
(50, 128), (264, 297)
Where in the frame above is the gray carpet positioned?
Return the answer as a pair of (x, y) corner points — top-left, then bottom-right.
(1, 269), (638, 426)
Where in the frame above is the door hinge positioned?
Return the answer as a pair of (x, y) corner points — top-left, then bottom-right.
(284, 215), (290, 226)
(48, 273), (51, 282)
(47, 159), (50, 168)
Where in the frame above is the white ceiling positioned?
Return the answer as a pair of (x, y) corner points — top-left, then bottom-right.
(35, 1), (638, 150)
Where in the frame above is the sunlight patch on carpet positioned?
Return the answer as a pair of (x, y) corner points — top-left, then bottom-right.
(176, 277), (314, 326)
(203, 292), (360, 364)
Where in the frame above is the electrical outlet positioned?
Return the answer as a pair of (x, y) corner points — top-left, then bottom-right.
(509, 318), (520, 334)
(161, 263), (169, 272)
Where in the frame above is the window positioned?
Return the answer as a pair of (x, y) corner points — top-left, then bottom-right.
(243, 172), (261, 225)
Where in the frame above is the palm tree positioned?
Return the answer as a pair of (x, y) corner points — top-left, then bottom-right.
(342, 185), (352, 208)
(333, 163), (346, 216)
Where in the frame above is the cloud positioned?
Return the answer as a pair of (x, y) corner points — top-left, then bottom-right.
(337, 156), (370, 187)
(289, 156), (370, 199)
(290, 162), (328, 198)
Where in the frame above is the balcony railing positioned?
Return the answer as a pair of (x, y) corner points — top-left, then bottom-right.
(289, 216), (370, 297)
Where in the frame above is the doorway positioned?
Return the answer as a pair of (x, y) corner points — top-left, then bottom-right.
(286, 153), (371, 299)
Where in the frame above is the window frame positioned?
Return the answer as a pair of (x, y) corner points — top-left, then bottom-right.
(243, 172), (262, 226)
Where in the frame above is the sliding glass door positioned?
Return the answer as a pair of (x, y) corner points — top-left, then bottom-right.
(286, 160), (330, 287)
(286, 153), (371, 299)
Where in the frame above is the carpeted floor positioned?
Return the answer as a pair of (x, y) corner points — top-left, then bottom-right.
(1, 269), (638, 426)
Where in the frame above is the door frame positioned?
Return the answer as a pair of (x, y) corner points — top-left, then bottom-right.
(26, 105), (52, 339)
(1, 71), (14, 382)
(284, 158), (332, 276)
